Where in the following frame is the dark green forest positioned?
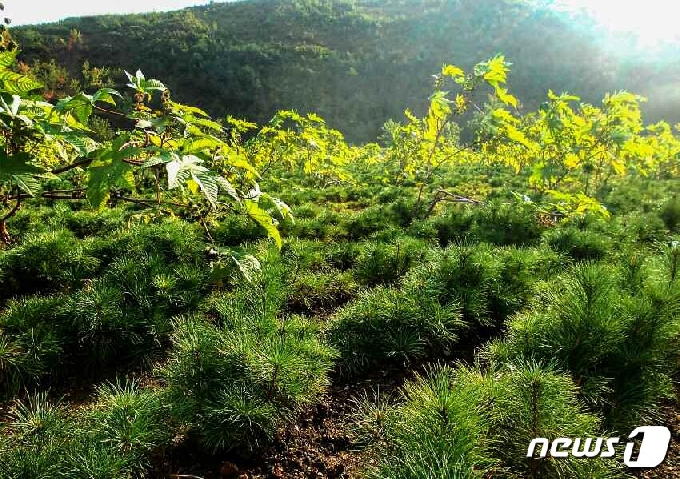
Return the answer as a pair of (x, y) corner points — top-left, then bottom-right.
(13, 0), (680, 142)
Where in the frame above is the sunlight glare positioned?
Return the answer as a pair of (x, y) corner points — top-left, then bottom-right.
(556, 0), (680, 47)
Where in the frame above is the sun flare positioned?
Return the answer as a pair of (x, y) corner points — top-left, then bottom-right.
(556, 0), (680, 47)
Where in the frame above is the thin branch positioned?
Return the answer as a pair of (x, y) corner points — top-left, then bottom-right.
(111, 192), (189, 209)
(51, 158), (93, 174)
(93, 104), (129, 119)
(1, 187), (21, 222)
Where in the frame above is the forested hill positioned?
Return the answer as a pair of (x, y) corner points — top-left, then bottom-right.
(13, 0), (680, 142)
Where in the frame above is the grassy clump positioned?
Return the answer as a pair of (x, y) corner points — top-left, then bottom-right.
(544, 227), (613, 261)
(488, 262), (680, 429)
(0, 220), (211, 396)
(353, 237), (429, 286)
(660, 196), (680, 232)
(162, 257), (336, 452)
(357, 364), (624, 479)
(329, 285), (464, 376)
(403, 244), (562, 331)
(286, 269), (358, 315)
(0, 384), (171, 478)
(0, 230), (101, 301)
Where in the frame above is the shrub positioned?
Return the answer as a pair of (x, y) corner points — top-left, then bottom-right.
(329, 285), (464, 376)
(353, 238), (428, 286)
(343, 206), (393, 240)
(544, 227), (612, 261)
(83, 380), (171, 475)
(0, 230), (101, 301)
(360, 365), (496, 479)
(358, 364), (622, 479)
(0, 220), (211, 393)
(163, 313), (336, 451)
(429, 207), (474, 247)
(0, 385), (170, 478)
(488, 263), (680, 429)
(624, 213), (668, 244)
(470, 201), (543, 246)
(486, 363), (623, 478)
(213, 214), (267, 246)
(286, 269), (358, 315)
(61, 208), (126, 239)
(163, 259), (336, 452)
(0, 296), (68, 395)
(0, 393), (71, 478)
(660, 196), (680, 232)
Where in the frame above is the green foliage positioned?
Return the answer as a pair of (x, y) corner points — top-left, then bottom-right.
(84, 380), (171, 474)
(362, 366), (496, 479)
(359, 364), (623, 479)
(330, 285), (464, 376)
(0, 220), (211, 395)
(0, 230), (100, 301)
(0, 385), (170, 478)
(353, 237), (428, 286)
(162, 258), (336, 451)
(286, 269), (357, 316)
(488, 262), (680, 429)
(0, 33), (286, 250)
(0, 5), (679, 476)
(15, 0), (679, 144)
(544, 227), (613, 261)
(403, 244), (561, 330)
(660, 196), (680, 232)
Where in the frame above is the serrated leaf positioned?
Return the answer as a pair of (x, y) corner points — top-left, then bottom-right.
(216, 176), (240, 202)
(86, 159), (133, 210)
(182, 137), (221, 154)
(442, 64), (464, 78)
(60, 134), (99, 156)
(141, 151), (178, 168)
(191, 170), (218, 207)
(0, 48), (17, 69)
(12, 174), (40, 196)
(190, 117), (223, 132)
(0, 151), (44, 178)
(0, 70), (43, 95)
(495, 86), (518, 108)
(166, 154), (208, 190)
(245, 199), (282, 249)
(57, 92), (94, 124)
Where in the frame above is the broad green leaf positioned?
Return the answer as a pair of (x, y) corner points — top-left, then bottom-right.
(86, 159), (134, 210)
(57, 92), (94, 124)
(183, 136), (222, 154)
(191, 170), (219, 207)
(0, 70), (43, 95)
(60, 134), (99, 156)
(141, 151), (179, 168)
(92, 88), (121, 105)
(0, 152), (44, 178)
(245, 199), (282, 249)
(12, 174), (40, 196)
(0, 49), (18, 69)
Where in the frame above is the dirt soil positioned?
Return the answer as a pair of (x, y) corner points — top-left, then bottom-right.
(161, 368), (680, 479)
(162, 372), (406, 479)
(637, 398), (680, 479)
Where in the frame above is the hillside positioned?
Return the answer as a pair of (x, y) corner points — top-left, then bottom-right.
(12, 0), (680, 142)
